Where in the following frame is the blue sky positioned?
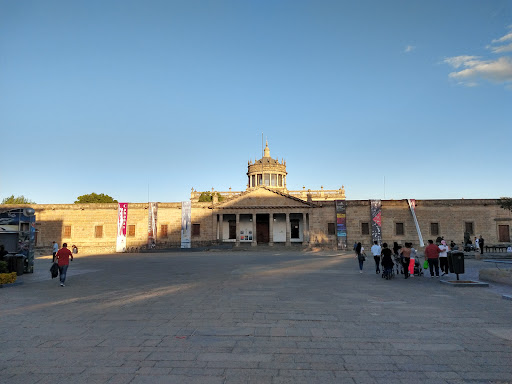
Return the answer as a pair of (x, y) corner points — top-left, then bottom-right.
(1, 0), (511, 204)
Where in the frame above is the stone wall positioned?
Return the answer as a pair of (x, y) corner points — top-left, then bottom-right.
(2, 198), (510, 256)
(346, 199), (512, 250)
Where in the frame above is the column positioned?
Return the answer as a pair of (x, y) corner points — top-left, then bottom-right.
(302, 212), (309, 244)
(269, 213), (274, 246)
(235, 213), (240, 247)
(285, 212), (291, 246)
(251, 213), (257, 246)
(219, 214), (224, 242)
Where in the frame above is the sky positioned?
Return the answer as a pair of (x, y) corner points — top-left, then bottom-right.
(1, 0), (511, 204)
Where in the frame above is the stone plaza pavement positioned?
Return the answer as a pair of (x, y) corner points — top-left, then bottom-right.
(1, 250), (511, 384)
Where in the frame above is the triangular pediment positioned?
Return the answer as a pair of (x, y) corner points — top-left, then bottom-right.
(216, 187), (315, 209)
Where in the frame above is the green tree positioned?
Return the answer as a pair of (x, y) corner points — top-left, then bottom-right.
(198, 191), (224, 202)
(498, 197), (512, 212)
(75, 193), (118, 204)
(1, 195), (35, 204)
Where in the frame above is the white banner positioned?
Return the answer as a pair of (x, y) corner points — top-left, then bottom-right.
(116, 203), (128, 252)
(181, 201), (191, 248)
(148, 202), (158, 249)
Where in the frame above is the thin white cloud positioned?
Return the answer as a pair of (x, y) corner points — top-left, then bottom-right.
(445, 56), (512, 86)
(489, 28), (512, 53)
(404, 45), (415, 53)
(492, 31), (512, 44)
(489, 43), (512, 53)
(444, 55), (480, 69)
(444, 26), (512, 88)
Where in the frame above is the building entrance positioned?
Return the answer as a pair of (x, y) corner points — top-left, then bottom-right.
(256, 214), (269, 243)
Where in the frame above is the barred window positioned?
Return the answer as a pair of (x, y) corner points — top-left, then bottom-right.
(395, 223), (404, 236)
(160, 224), (168, 238)
(361, 222), (370, 235)
(128, 225), (136, 237)
(465, 222), (474, 235)
(192, 224), (200, 236)
(63, 225), (72, 238)
(328, 223), (335, 235)
(94, 225), (103, 238)
(430, 223), (439, 236)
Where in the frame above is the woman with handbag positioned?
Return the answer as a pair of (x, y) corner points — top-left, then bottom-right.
(355, 242), (365, 274)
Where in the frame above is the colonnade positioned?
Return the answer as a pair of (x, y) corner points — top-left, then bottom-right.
(217, 212), (310, 246)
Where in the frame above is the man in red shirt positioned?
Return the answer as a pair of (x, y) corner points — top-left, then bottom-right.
(55, 243), (73, 287)
(424, 239), (441, 278)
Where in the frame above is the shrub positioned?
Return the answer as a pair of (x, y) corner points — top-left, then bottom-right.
(0, 272), (17, 285)
(0, 261), (7, 273)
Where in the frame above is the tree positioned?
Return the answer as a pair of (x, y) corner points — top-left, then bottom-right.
(198, 191), (224, 202)
(75, 193), (118, 204)
(1, 195), (35, 204)
(498, 197), (512, 212)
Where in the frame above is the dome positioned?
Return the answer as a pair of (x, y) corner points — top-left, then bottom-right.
(247, 141), (287, 190)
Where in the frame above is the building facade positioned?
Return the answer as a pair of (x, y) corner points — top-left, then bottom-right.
(1, 143), (510, 255)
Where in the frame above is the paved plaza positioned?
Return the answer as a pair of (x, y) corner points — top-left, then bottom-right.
(1, 250), (512, 384)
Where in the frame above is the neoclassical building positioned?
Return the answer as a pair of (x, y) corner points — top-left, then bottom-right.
(1, 142), (510, 256)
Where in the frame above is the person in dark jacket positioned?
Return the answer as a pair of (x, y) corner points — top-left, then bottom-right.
(381, 243), (394, 278)
(355, 242), (365, 273)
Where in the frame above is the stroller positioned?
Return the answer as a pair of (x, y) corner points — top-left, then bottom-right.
(381, 255), (395, 280)
(413, 257), (424, 276)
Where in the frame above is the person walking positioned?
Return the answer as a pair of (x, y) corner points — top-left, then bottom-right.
(355, 242), (365, 273)
(424, 239), (441, 278)
(370, 241), (381, 274)
(479, 235), (485, 254)
(401, 243), (412, 279)
(409, 243), (417, 277)
(55, 243), (73, 287)
(381, 243), (394, 278)
(438, 240), (450, 276)
(52, 241), (59, 263)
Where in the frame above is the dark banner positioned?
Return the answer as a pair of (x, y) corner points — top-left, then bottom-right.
(370, 199), (382, 244)
(335, 200), (347, 250)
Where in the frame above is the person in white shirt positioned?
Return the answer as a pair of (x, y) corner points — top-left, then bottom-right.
(438, 240), (450, 276)
(370, 241), (382, 274)
(52, 241), (59, 263)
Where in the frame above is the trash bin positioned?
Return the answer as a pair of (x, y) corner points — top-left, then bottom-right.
(8, 255), (25, 276)
(448, 251), (464, 276)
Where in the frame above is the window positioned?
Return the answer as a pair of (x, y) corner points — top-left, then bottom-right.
(328, 223), (336, 235)
(498, 225), (510, 242)
(271, 174), (277, 186)
(127, 225), (135, 237)
(252, 175), (256, 187)
(257, 174), (262, 186)
(160, 225), (168, 238)
(94, 225), (103, 238)
(395, 223), (404, 236)
(430, 223), (439, 236)
(63, 225), (71, 238)
(264, 174), (270, 186)
(192, 224), (200, 236)
(361, 222), (370, 235)
(278, 174), (283, 187)
(465, 222), (474, 235)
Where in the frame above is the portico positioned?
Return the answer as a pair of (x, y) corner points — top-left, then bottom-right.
(213, 187), (314, 247)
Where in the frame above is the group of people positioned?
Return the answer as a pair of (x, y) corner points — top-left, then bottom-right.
(52, 241), (78, 287)
(354, 238), (453, 279)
